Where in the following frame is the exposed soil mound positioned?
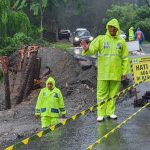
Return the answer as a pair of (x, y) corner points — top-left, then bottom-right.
(0, 47), (97, 148)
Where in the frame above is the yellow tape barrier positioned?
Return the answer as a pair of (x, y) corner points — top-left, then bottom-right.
(87, 102), (150, 150)
(5, 79), (146, 150)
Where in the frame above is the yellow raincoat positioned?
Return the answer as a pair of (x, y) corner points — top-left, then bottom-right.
(82, 19), (130, 116)
(35, 77), (66, 128)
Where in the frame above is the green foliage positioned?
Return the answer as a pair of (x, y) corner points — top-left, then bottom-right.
(135, 18), (150, 40)
(29, 26), (41, 40)
(7, 11), (31, 36)
(134, 6), (150, 40)
(0, 0), (10, 36)
(0, 32), (33, 56)
(0, 0), (31, 37)
(42, 0), (48, 8)
(12, 32), (33, 45)
(104, 4), (150, 41)
(49, 42), (71, 51)
(12, 0), (27, 10)
(12, 0), (21, 9)
(0, 0), (9, 24)
(136, 6), (150, 20)
(30, 0), (48, 16)
(30, 2), (40, 16)
(103, 4), (136, 32)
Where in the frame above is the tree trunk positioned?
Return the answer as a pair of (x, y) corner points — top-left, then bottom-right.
(24, 52), (37, 97)
(16, 52), (37, 104)
(34, 57), (41, 80)
(145, 0), (150, 7)
(16, 58), (30, 104)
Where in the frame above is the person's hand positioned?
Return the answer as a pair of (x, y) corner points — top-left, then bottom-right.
(80, 40), (89, 51)
(35, 115), (40, 119)
(121, 75), (127, 80)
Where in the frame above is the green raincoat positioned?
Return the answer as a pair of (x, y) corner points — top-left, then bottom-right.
(83, 18), (130, 81)
(129, 27), (134, 41)
(35, 77), (66, 118)
(82, 19), (130, 117)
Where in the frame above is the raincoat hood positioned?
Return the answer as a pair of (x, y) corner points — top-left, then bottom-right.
(137, 27), (141, 31)
(46, 77), (55, 89)
(130, 27), (134, 30)
(106, 19), (121, 36)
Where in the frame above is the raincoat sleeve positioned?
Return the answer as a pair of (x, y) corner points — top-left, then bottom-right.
(35, 90), (43, 115)
(82, 36), (101, 56)
(58, 90), (66, 115)
(121, 40), (130, 75)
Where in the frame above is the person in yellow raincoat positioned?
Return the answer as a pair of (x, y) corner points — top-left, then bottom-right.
(128, 27), (134, 41)
(81, 18), (130, 121)
(35, 77), (66, 128)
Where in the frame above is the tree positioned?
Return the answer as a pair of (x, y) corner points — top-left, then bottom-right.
(0, 0), (31, 37)
(0, 0), (10, 37)
(145, 0), (150, 7)
(29, 0), (69, 39)
(30, 0), (48, 39)
(135, 6), (150, 40)
(103, 4), (137, 33)
(104, 4), (150, 41)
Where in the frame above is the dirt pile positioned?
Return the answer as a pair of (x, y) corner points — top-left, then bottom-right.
(0, 47), (97, 148)
(38, 47), (97, 114)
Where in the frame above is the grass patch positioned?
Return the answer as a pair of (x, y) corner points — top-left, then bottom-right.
(48, 42), (72, 51)
(143, 41), (150, 44)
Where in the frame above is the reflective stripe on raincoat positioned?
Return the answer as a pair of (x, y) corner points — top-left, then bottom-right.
(35, 77), (66, 117)
(82, 18), (130, 81)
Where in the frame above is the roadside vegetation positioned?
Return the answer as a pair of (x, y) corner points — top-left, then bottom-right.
(0, 0), (150, 56)
(104, 4), (150, 41)
(48, 42), (72, 51)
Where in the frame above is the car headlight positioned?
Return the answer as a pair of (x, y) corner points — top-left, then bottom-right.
(74, 48), (81, 55)
(74, 37), (80, 41)
(89, 36), (94, 41)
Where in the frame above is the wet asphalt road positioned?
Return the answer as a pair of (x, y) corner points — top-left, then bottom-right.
(19, 82), (150, 150)
(13, 44), (150, 150)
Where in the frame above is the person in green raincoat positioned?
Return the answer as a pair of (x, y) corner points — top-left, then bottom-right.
(81, 18), (130, 122)
(35, 77), (66, 128)
(128, 27), (134, 41)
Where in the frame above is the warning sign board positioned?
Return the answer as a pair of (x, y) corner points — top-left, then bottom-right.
(131, 56), (150, 83)
(127, 41), (140, 52)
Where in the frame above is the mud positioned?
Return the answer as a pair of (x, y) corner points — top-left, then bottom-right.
(0, 43), (150, 149)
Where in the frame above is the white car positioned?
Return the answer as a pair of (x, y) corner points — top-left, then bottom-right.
(73, 29), (93, 46)
(120, 30), (127, 40)
(75, 28), (87, 31)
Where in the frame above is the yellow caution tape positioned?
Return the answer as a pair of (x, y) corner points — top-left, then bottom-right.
(90, 106), (94, 111)
(87, 145), (93, 150)
(61, 119), (67, 125)
(81, 110), (86, 115)
(86, 102), (150, 150)
(5, 79), (147, 150)
(50, 125), (56, 131)
(22, 138), (30, 145)
(5, 145), (14, 150)
(37, 131), (43, 138)
(71, 115), (77, 120)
